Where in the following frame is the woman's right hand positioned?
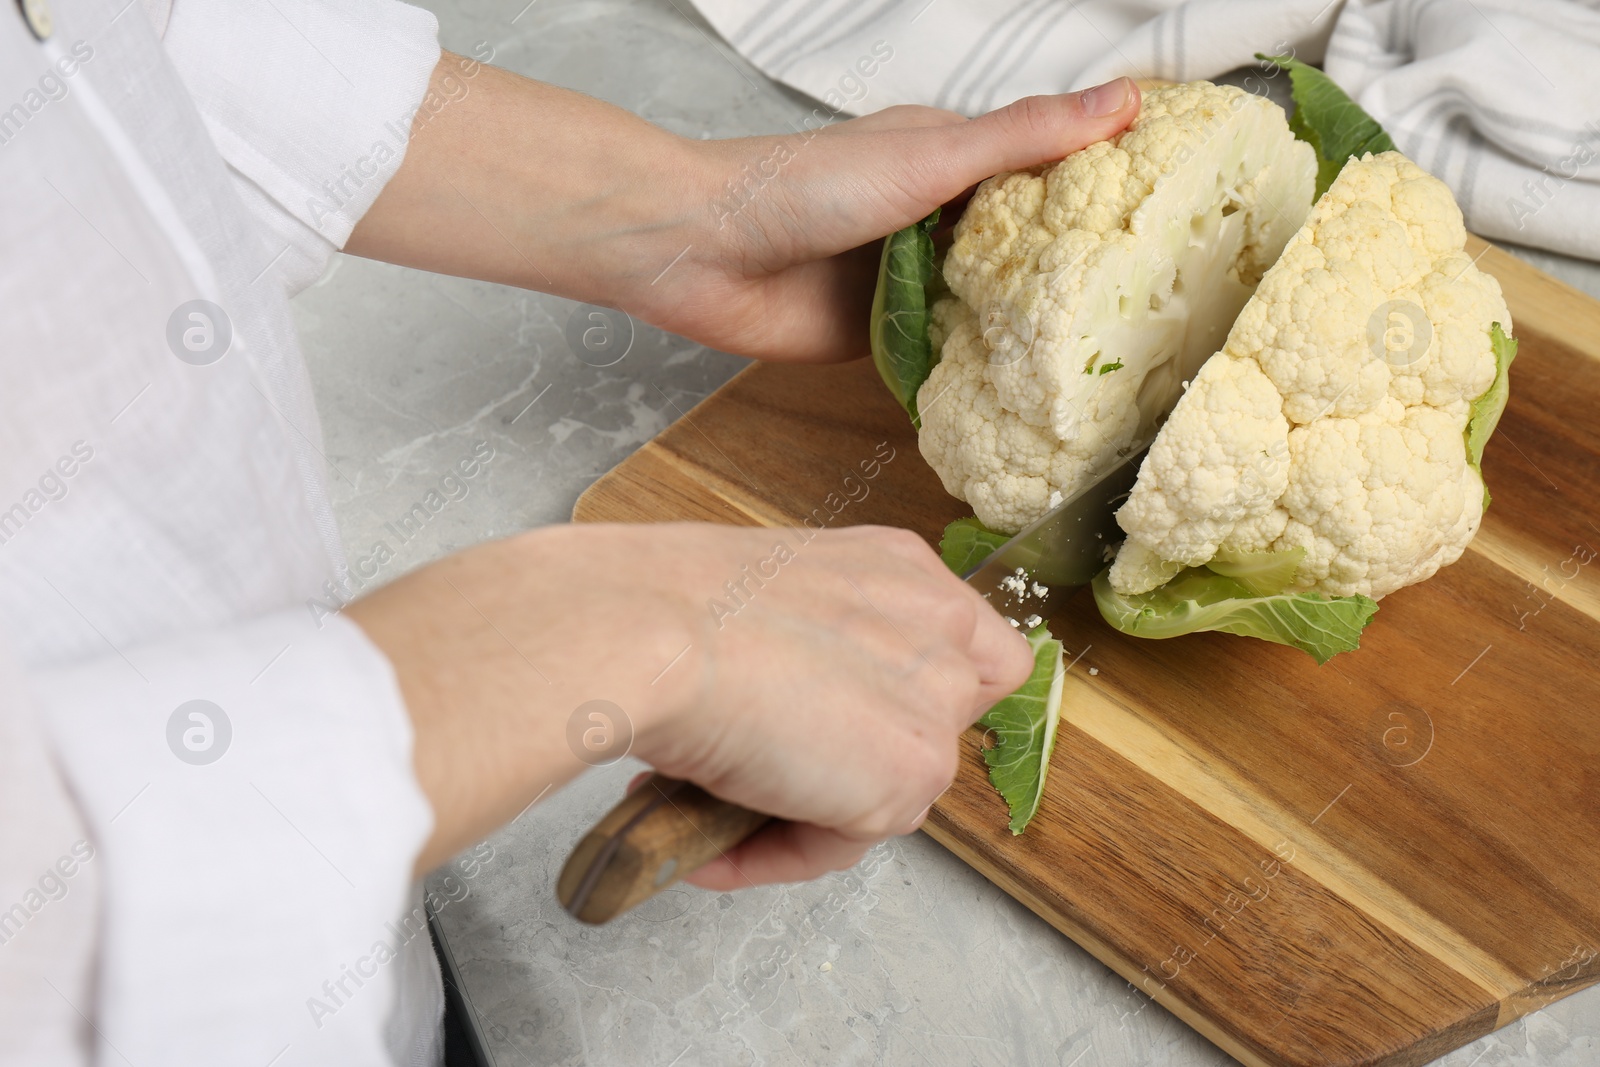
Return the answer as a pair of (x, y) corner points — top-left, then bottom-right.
(347, 521), (1034, 882)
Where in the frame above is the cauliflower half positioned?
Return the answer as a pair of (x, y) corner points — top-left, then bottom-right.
(1108, 151), (1511, 600)
(917, 82), (1317, 534)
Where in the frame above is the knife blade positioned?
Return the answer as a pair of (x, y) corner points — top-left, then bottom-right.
(557, 447), (1147, 924)
(961, 445), (1147, 598)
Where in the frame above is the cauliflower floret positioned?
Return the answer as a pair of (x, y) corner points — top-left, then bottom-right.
(1110, 152), (1511, 600)
(919, 300), (1070, 533)
(918, 82), (1317, 533)
(1111, 355), (1291, 567)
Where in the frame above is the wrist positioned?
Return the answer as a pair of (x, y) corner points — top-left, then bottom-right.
(348, 523), (709, 870)
(595, 133), (735, 323)
(495, 524), (711, 770)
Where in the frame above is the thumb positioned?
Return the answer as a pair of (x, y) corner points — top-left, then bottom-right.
(927, 78), (1140, 193)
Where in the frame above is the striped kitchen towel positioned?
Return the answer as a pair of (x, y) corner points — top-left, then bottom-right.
(688, 0), (1600, 260)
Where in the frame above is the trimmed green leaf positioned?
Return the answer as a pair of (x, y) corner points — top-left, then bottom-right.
(1259, 53), (1396, 199)
(1092, 565), (1378, 665)
(869, 210), (941, 427)
(977, 626), (1066, 834)
(1465, 322), (1518, 510)
(1097, 360), (1125, 375)
(938, 516), (1012, 575)
(1205, 546), (1305, 597)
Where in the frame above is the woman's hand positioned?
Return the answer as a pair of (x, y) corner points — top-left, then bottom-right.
(645, 80), (1140, 363)
(342, 57), (1110, 885)
(349, 53), (1138, 363)
(348, 523), (1034, 882)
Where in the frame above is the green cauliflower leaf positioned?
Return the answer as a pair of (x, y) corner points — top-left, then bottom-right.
(1093, 565), (1378, 665)
(868, 210), (941, 427)
(1260, 53), (1396, 199)
(1465, 322), (1518, 509)
(977, 626), (1066, 834)
(938, 516), (1012, 575)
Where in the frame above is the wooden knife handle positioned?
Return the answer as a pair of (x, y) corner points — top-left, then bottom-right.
(557, 773), (771, 924)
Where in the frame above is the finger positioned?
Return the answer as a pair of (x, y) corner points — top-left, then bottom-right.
(919, 79), (1141, 199)
(732, 247), (880, 363)
(681, 822), (872, 890)
(859, 522), (1039, 712)
(845, 524), (963, 588)
(965, 593), (1038, 713)
(960, 604), (1036, 713)
(840, 103), (967, 133)
(929, 81), (1138, 227)
(833, 525), (1030, 713)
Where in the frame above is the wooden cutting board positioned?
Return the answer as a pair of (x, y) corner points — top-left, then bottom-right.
(571, 238), (1600, 1067)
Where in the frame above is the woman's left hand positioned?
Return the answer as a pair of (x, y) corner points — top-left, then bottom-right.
(349, 53), (1138, 363)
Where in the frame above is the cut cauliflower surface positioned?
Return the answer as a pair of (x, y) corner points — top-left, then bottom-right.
(1109, 151), (1511, 601)
(918, 82), (1317, 534)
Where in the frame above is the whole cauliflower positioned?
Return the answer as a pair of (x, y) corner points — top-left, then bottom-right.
(1108, 151), (1512, 601)
(918, 82), (1317, 533)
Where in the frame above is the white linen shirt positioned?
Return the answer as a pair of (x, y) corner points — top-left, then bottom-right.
(0, 0), (445, 1064)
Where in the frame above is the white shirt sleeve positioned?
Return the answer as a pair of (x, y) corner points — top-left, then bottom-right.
(0, 649), (98, 1067)
(160, 0), (443, 293)
(31, 610), (434, 1067)
(2, 1), (450, 1059)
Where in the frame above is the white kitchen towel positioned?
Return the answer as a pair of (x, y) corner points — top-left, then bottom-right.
(688, 0), (1600, 260)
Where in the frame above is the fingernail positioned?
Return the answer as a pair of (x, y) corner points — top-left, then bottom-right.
(1081, 77), (1130, 117)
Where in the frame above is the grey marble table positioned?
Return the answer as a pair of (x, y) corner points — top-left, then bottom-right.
(290, 2), (1600, 1063)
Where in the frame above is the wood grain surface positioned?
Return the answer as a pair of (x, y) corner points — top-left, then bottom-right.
(571, 238), (1600, 1067)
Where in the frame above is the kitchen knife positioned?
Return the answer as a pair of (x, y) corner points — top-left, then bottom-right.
(958, 445), (1147, 603)
(557, 447), (1148, 924)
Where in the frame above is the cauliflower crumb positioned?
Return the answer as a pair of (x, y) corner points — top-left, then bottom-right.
(1023, 614), (1043, 628)
(1088, 667), (1100, 676)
